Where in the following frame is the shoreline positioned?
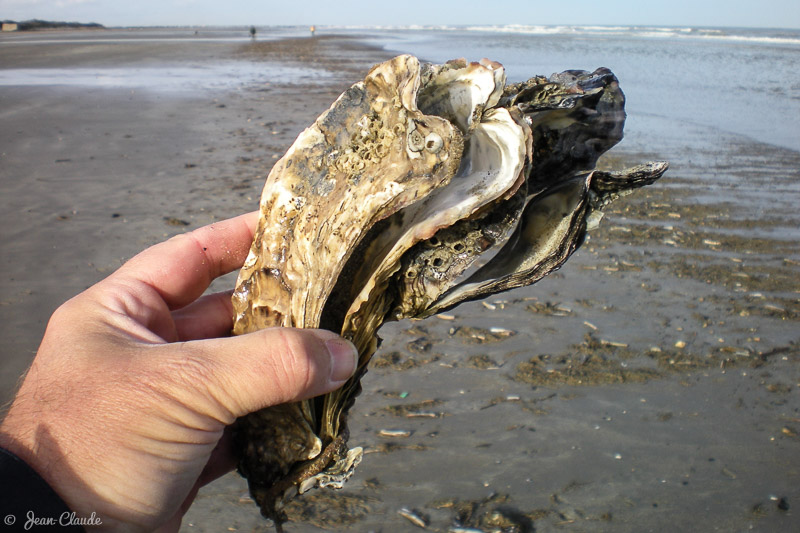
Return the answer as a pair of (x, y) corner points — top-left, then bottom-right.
(0, 29), (797, 532)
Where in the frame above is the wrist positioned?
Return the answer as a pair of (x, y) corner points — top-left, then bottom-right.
(0, 405), (111, 529)
(0, 408), (41, 479)
(0, 446), (87, 532)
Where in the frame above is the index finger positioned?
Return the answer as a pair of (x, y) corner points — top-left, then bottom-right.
(114, 211), (259, 310)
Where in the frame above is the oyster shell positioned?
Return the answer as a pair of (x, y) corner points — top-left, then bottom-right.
(231, 55), (667, 525)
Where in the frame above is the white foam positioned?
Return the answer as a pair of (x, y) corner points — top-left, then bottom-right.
(328, 24), (800, 47)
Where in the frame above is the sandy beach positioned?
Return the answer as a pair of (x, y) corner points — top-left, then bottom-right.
(1, 28), (798, 532)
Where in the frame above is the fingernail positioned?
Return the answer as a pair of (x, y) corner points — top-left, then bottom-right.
(324, 338), (358, 383)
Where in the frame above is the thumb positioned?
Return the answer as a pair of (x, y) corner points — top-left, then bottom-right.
(171, 327), (358, 422)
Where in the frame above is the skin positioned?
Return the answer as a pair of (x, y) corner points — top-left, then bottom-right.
(0, 212), (358, 532)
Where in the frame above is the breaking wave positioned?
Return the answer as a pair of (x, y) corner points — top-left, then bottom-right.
(331, 24), (800, 47)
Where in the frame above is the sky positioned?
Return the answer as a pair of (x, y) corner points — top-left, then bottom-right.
(1, 0), (799, 30)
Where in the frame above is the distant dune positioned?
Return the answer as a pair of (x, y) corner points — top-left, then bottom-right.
(1, 19), (104, 31)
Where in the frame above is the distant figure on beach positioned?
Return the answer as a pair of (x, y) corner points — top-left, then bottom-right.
(250, 26), (257, 40)
(310, 25), (316, 37)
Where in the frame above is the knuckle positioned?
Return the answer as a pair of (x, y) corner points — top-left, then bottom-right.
(267, 328), (323, 398)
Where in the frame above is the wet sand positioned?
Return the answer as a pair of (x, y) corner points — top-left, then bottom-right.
(1, 29), (798, 532)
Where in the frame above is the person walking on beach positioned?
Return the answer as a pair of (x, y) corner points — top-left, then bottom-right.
(250, 26), (257, 40)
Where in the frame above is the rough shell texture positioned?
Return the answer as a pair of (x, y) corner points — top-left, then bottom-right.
(230, 55), (668, 525)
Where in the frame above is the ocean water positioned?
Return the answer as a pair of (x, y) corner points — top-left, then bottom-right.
(3, 25), (797, 154)
(335, 25), (800, 154)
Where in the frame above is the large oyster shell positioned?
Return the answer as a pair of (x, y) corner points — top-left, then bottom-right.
(231, 55), (667, 525)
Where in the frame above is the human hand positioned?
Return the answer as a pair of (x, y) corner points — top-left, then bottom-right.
(0, 212), (358, 532)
